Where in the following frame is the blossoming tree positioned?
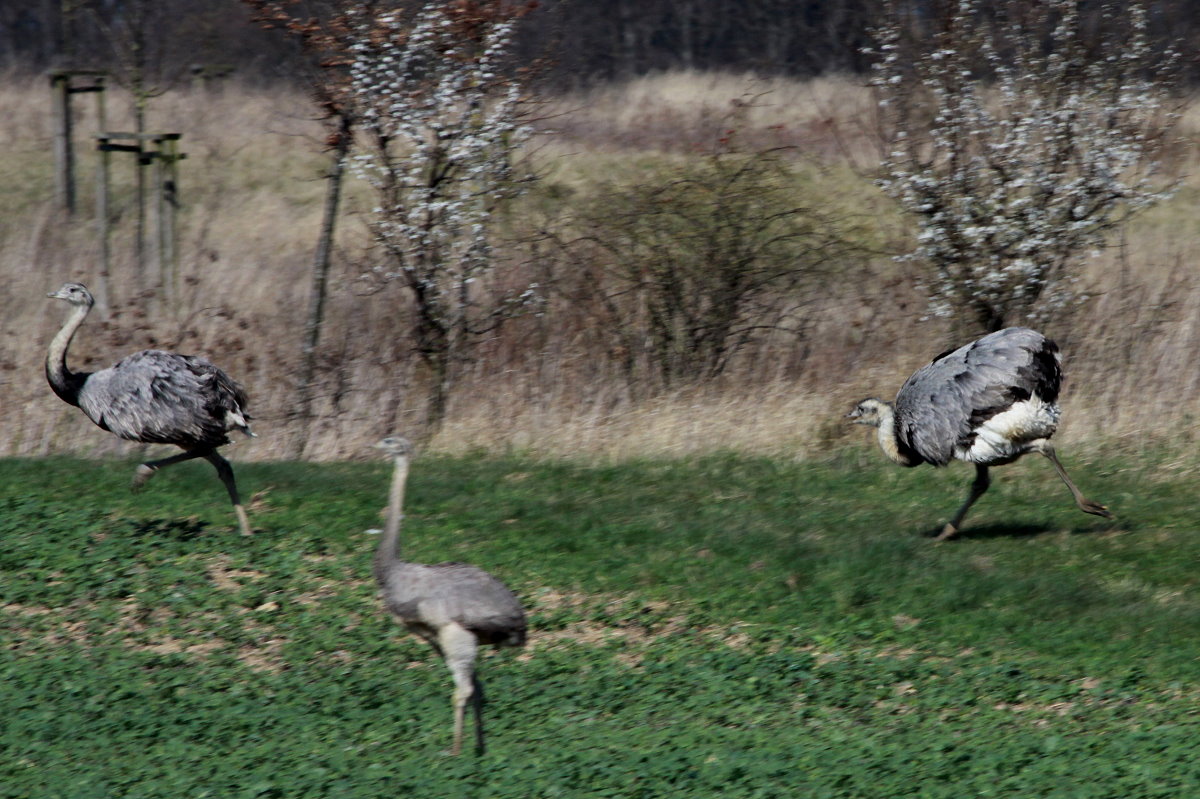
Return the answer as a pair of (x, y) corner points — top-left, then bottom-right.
(349, 0), (536, 431)
(869, 0), (1179, 335)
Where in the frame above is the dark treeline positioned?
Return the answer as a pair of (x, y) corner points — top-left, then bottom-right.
(4, 0), (1199, 88)
(524, 0), (877, 84)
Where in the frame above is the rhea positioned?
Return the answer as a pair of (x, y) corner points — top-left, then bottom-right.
(46, 282), (255, 536)
(849, 327), (1112, 540)
(373, 435), (526, 756)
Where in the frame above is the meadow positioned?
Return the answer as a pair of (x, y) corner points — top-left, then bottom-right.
(4, 65), (1200, 797)
(3, 450), (1199, 797)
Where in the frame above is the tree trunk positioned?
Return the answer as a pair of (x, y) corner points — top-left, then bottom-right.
(423, 352), (451, 442)
(290, 118), (352, 460)
(951, 298), (1006, 343)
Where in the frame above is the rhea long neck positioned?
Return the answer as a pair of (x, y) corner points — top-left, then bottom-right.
(873, 403), (916, 467)
(45, 302), (91, 407)
(375, 454), (410, 581)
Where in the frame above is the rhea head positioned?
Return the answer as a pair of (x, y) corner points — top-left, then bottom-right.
(47, 282), (95, 307)
(374, 435), (414, 458)
(847, 398), (893, 428)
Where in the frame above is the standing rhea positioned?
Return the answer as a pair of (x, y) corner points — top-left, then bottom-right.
(46, 282), (255, 536)
(373, 435), (526, 756)
(849, 327), (1112, 540)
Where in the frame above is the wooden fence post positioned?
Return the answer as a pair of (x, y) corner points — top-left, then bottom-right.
(152, 134), (182, 311)
(92, 76), (110, 314)
(95, 133), (112, 314)
(50, 71), (75, 215)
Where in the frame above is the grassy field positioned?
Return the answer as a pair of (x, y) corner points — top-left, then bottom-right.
(3, 450), (1199, 797)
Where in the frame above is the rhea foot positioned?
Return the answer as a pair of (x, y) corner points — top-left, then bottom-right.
(935, 523), (960, 542)
(131, 464), (156, 492)
(1078, 499), (1114, 519)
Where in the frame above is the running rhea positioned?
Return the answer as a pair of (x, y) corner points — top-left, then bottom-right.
(45, 282), (256, 536)
(848, 327), (1112, 540)
(372, 435), (526, 756)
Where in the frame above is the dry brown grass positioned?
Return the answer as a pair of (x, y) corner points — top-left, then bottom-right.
(520, 588), (756, 668)
(5, 71), (1200, 463)
(542, 71), (881, 164)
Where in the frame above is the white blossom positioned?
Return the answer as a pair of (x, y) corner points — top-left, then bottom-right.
(347, 1), (539, 358)
(869, 0), (1177, 329)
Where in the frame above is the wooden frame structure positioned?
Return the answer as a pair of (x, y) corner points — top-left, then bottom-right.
(49, 69), (107, 216)
(95, 132), (186, 312)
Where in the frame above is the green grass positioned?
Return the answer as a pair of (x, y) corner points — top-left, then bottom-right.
(2, 451), (1199, 798)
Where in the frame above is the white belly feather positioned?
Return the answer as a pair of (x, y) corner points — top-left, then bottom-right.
(954, 398), (1061, 464)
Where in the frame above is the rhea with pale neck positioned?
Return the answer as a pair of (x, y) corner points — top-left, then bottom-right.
(46, 282), (255, 536)
(372, 436), (526, 756)
(849, 327), (1112, 540)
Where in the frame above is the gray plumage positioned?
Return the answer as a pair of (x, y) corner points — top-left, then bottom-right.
(373, 435), (526, 756)
(893, 327), (1061, 467)
(377, 560), (528, 647)
(46, 282), (255, 536)
(75, 350), (251, 447)
(849, 327), (1111, 540)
